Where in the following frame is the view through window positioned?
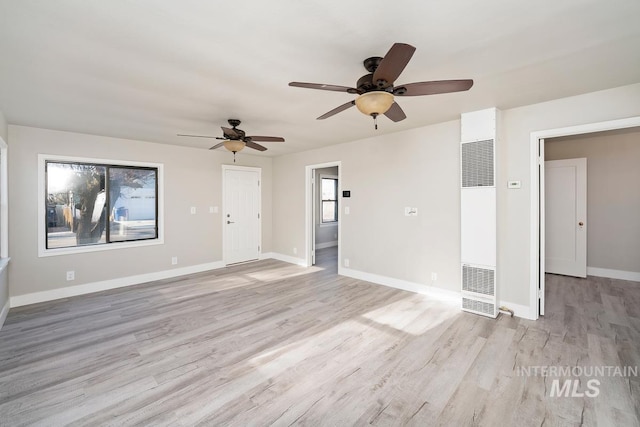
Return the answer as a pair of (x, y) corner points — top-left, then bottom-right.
(45, 161), (158, 250)
(321, 177), (338, 223)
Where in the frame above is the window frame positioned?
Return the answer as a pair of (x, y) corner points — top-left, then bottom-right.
(38, 155), (164, 257)
(320, 174), (339, 225)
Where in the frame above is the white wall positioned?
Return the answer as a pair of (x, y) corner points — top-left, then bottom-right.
(314, 166), (338, 247)
(274, 120), (462, 293)
(545, 128), (640, 274)
(8, 125), (273, 301)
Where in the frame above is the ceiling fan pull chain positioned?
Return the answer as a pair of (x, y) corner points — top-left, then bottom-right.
(373, 113), (378, 130)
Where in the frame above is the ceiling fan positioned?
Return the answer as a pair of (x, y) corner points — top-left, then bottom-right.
(289, 43), (473, 129)
(178, 119), (285, 161)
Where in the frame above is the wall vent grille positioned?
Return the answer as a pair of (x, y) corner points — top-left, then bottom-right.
(462, 297), (496, 317)
(461, 139), (494, 187)
(462, 265), (495, 296)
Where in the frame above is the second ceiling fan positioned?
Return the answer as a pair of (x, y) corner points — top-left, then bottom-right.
(289, 43), (473, 129)
(178, 119), (285, 161)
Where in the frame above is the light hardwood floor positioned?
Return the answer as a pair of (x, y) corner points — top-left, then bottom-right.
(1, 248), (639, 426)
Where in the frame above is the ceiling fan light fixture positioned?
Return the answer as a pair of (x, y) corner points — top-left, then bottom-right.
(354, 91), (394, 117)
(223, 139), (245, 153)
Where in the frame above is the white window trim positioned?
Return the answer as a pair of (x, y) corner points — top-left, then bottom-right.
(319, 174), (339, 226)
(38, 154), (164, 257)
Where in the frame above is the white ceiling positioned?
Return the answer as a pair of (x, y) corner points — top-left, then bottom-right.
(1, 0), (639, 156)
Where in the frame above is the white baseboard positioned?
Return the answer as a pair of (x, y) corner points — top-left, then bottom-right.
(315, 241), (338, 250)
(10, 261), (225, 308)
(339, 267), (535, 320)
(0, 299), (9, 330)
(339, 267), (460, 305)
(587, 267), (640, 282)
(261, 252), (308, 267)
(498, 300), (536, 320)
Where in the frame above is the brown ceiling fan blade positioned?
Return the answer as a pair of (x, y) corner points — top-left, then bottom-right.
(209, 142), (225, 150)
(177, 134), (221, 139)
(245, 141), (267, 151)
(396, 79), (474, 96)
(221, 126), (241, 138)
(289, 82), (359, 94)
(372, 43), (416, 87)
(247, 135), (285, 142)
(317, 100), (356, 120)
(384, 102), (407, 122)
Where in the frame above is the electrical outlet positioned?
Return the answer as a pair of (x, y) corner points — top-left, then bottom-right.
(171, 257), (178, 265)
(431, 272), (437, 281)
(66, 271), (75, 281)
(344, 258), (350, 268)
(344, 207), (350, 215)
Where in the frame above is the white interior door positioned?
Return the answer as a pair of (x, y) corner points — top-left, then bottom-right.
(545, 158), (587, 277)
(223, 166), (260, 265)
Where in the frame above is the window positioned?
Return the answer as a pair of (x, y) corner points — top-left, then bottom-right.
(40, 156), (162, 256)
(321, 176), (338, 223)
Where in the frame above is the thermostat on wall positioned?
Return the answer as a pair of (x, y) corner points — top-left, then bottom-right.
(508, 180), (521, 189)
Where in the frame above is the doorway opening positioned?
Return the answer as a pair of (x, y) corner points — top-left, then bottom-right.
(530, 116), (640, 319)
(305, 162), (341, 270)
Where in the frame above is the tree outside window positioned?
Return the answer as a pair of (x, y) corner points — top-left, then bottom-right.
(45, 161), (158, 250)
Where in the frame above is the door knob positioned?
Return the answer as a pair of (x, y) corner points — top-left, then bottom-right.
(578, 221), (584, 227)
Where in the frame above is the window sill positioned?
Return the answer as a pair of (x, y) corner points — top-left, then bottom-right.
(39, 238), (163, 258)
(319, 222), (338, 228)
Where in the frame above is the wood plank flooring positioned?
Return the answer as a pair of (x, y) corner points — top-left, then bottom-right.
(1, 248), (639, 426)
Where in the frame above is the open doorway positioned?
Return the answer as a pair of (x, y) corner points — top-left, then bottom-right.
(530, 116), (640, 318)
(305, 162), (341, 270)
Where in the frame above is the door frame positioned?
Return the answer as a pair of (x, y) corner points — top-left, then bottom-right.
(529, 116), (640, 319)
(222, 164), (262, 265)
(305, 161), (341, 268)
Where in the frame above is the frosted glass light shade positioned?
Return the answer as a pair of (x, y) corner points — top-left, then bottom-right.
(355, 91), (394, 116)
(223, 140), (245, 152)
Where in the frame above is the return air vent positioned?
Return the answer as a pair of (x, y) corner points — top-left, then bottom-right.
(462, 265), (495, 296)
(462, 297), (496, 317)
(461, 139), (494, 188)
